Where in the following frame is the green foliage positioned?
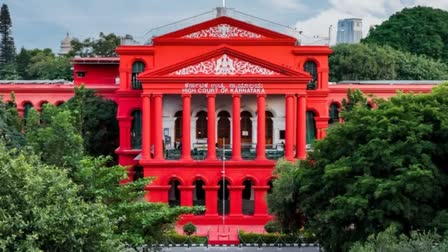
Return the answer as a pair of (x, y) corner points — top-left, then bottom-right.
(64, 85), (119, 159)
(329, 43), (448, 82)
(238, 231), (305, 244)
(183, 222), (197, 236)
(349, 226), (448, 252)
(163, 232), (207, 245)
(0, 94), (25, 148)
(74, 156), (197, 246)
(0, 143), (119, 251)
(69, 32), (122, 57)
(363, 6), (448, 63)
(25, 104), (83, 170)
(264, 221), (282, 233)
(269, 85), (448, 251)
(341, 89), (369, 113)
(267, 160), (304, 233)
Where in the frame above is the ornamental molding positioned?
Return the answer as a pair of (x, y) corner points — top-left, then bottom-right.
(169, 54), (280, 76)
(182, 24), (263, 39)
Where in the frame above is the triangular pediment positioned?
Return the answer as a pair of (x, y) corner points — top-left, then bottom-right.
(152, 16), (297, 44)
(140, 47), (311, 79)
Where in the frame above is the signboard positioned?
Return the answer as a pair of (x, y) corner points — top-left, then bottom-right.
(182, 83), (265, 94)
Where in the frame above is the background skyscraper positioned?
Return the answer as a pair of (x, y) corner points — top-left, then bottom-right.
(336, 18), (363, 44)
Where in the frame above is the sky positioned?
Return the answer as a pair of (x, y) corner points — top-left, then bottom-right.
(4, 0), (448, 52)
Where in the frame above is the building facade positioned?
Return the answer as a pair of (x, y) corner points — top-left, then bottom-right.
(0, 14), (439, 236)
(336, 18), (363, 44)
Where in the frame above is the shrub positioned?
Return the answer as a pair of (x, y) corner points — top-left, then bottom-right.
(163, 232), (207, 245)
(183, 222), (197, 236)
(265, 221), (282, 233)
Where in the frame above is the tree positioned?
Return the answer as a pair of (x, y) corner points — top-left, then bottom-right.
(0, 4), (16, 67)
(25, 104), (84, 170)
(69, 32), (122, 57)
(363, 6), (448, 63)
(64, 85), (119, 159)
(329, 43), (448, 82)
(269, 85), (448, 251)
(0, 93), (24, 148)
(0, 143), (119, 251)
(27, 49), (72, 80)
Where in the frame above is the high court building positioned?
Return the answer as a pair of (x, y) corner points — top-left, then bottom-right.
(0, 8), (441, 238)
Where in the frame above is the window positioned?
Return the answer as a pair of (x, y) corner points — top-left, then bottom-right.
(23, 102), (33, 119)
(196, 111), (208, 139)
(329, 103), (340, 124)
(304, 61), (318, 90)
(76, 71), (86, 78)
(306, 111), (316, 144)
(279, 130), (285, 140)
(131, 61), (145, 90)
(131, 110), (142, 149)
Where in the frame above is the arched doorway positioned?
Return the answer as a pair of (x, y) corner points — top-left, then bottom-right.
(240, 111), (252, 148)
(266, 111), (274, 146)
(196, 111), (208, 139)
(174, 111), (182, 149)
(23, 102), (33, 119)
(193, 180), (205, 215)
(242, 179), (254, 215)
(168, 179), (181, 207)
(217, 111), (230, 148)
(217, 179), (230, 215)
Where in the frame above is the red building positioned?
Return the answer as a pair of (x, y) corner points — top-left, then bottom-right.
(0, 11), (440, 240)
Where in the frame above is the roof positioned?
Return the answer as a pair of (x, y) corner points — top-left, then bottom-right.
(0, 80), (73, 85)
(72, 57), (120, 64)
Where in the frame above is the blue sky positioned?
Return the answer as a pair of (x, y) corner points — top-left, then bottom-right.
(5, 0), (448, 52)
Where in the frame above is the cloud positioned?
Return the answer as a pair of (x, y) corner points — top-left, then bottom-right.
(294, 0), (447, 45)
(263, 0), (308, 11)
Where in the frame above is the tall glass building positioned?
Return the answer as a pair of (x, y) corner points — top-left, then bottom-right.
(336, 18), (363, 44)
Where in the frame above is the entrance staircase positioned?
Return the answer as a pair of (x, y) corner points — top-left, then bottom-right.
(208, 225), (240, 245)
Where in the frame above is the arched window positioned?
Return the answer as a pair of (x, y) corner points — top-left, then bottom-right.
(193, 179), (205, 207)
(242, 179), (254, 215)
(218, 179), (230, 215)
(241, 111), (252, 147)
(39, 101), (48, 111)
(196, 111), (207, 139)
(23, 102), (33, 119)
(266, 111), (274, 145)
(168, 179), (181, 207)
(304, 61), (318, 90)
(131, 110), (142, 149)
(329, 103), (340, 124)
(306, 111), (316, 145)
(131, 61), (145, 90)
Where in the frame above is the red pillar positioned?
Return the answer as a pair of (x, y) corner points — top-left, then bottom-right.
(179, 186), (195, 207)
(297, 95), (307, 159)
(204, 186), (219, 216)
(181, 94), (192, 160)
(285, 94), (294, 161)
(142, 95), (151, 160)
(118, 117), (132, 150)
(256, 95), (267, 160)
(253, 186), (270, 216)
(228, 186), (244, 216)
(153, 94), (164, 160)
(232, 95), (242, 160)
(207, 94), (217, 160)
(145, 185), (170, 203)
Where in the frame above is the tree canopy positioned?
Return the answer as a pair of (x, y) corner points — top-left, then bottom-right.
(269, 85), (448, 251)
(363, 6), (448, 63)
(329, 43), (448, 82)
(69, 32), (122, 57)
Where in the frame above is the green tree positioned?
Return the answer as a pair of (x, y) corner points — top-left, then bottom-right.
(0, 4), (16, 67)
(25, 105), (83, 170)
(329, 43), (448, 82)
(269, 85), (448, 251)
(0, 143), (119, 251)
(350, 226), (448, 252)
(363, 6), (448, 63)
(69, 32), (122, 57)
(27, 49), (72, 80)
(0, 93), (24, 148)
(64, 85), (118, 159)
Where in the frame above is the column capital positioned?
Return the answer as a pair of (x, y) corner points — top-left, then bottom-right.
(232, 94), (241, 98)
(228, 186), (245, 191)
(206, 94), (216, 98)
(181, 94), (191, 98)
(257, 94), (266, 98)
(203, 185), (220, 191)
(285, 93), (295, 98)
(153, 93), (163, 98)
(117, 116), (132, 122)
(141, 93), (152, 98)
(178, 185), (195, 191)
